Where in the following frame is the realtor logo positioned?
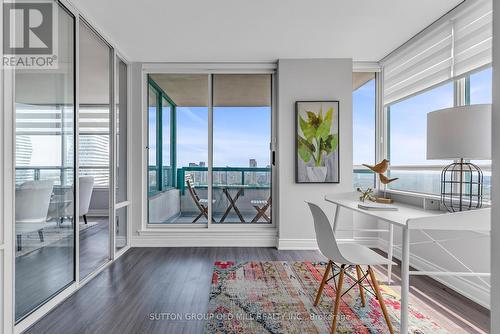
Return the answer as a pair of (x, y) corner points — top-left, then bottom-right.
(3, 1), (58, 68)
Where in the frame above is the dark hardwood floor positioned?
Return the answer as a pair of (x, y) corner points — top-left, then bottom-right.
(79, 219), (110, 279)
(23, 247), (489, 334)
(16, 218), (109, 322)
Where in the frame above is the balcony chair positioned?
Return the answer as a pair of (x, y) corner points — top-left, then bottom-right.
(15, 180), (54, 251)
(306, 202), (395, 334)
(186, 174), (215, 223)
(250, 197), (271, 223)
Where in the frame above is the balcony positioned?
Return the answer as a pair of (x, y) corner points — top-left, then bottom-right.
(148, 166), (272, 224)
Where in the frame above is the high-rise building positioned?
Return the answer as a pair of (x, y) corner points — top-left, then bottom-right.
(249, 159), (257, 184)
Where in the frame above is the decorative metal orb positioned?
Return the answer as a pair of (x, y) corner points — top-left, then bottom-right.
(441, 161), (483, 212)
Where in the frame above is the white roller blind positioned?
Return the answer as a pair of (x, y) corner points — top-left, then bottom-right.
(382, 0), (492, 105)
(453, 0), (493, 77)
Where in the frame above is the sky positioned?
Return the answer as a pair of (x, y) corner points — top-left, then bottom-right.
(149, 106), (271, 168)
(353, 79), (375, 165)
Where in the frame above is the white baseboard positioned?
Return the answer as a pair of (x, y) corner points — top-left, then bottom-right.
(87, 209), (109, 217)
(132, 228), (278, 247)
(277, 237), (379, 250)
(378, 238), (490, 309)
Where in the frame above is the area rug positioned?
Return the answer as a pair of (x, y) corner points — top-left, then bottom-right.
(205, 261), (448, 334)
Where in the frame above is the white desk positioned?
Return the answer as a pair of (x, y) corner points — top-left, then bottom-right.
(325, 192), (490, 334)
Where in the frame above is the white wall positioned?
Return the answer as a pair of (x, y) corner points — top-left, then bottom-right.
(276, 59), (354, 249)
(491, 0), (500, 331)
(149, 189), (180, 223)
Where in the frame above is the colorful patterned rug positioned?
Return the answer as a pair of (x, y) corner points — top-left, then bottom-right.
(205, 261), (448, 334)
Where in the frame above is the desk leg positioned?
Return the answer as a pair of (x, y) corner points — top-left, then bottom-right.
(332, 204), (340, 232)
(401, 227), (410, 334)
(387, 224), (394, 284)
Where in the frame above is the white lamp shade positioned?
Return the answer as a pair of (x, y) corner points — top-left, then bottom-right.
(427, 104), (491, 160)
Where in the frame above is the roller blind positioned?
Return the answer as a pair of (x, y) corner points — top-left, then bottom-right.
(382, 0), (492, 105)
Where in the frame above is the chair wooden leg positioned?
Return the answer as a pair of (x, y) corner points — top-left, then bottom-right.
(314, 260), (332, 306)
(192, 211), (204, 223)
(331, 265), (345, 334)
(355, 265), (366, 307)
(368, 266), (394, 334)
(83, 214), (88, 224)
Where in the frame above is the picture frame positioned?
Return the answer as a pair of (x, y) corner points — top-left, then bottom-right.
(295, 100), (340, 183)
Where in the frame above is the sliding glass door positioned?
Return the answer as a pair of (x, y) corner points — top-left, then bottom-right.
(115, 58), (128, 250)
(146, 73), (273, 225)
(12, 3), (129, 325)
(78, 20), (111, 279)
(14, 4), (75, 322)
(212, 74), (272, 224)
(147, 74), (209, 224)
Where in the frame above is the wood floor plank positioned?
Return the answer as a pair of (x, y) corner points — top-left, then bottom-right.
(23, 247), (489, 334)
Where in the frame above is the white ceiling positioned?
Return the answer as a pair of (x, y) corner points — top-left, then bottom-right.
(71, 0), (463, 63)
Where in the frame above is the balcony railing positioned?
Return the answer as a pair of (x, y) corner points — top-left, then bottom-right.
(353, 164), (492, 200)
(176, 167), (271, 195)
(15, 166), (110, 187)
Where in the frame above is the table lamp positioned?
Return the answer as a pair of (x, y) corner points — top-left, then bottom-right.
(427, 104), (491, 212)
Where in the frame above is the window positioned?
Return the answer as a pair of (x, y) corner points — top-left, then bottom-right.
(148, 85), (159, 193)
(352, 75), (376, 189)
(148, 74), (208, 224)
(147, 78), (176, 195)
(387, 67), (492, 198)
(387, 82), (454, 194)
(467, 67), (492, 200)
(468, 67), (492, 105)
(162, 97), (174, 188)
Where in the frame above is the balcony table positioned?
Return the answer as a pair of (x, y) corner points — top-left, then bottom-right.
(216, 185), (249, 223)
(324, 192), (490, 334)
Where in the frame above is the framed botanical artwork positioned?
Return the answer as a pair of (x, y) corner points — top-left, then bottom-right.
(295, 101), (340, 183)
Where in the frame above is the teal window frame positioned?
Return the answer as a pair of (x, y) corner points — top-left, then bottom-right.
(147, 76), (176, 196)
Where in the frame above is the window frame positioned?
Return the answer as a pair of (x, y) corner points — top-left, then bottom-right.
(147, 76), (176, 196)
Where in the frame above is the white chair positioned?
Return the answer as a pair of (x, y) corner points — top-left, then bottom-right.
(49, 176), (95, 224)
(78, 176), (94, 224)
(306, 202), (395, 334)
(15, 180), (54, 251)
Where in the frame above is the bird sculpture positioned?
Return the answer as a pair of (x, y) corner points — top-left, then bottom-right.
(379, 173), (399, 185)
(362, 159), (389, 174)
(361, 159), (398, 203)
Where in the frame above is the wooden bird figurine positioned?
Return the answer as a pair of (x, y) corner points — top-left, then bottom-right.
(363, 159), (390, 174)
(379, 173), (399, 185)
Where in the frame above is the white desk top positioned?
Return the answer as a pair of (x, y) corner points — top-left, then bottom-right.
(325, 192), (490, 231)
